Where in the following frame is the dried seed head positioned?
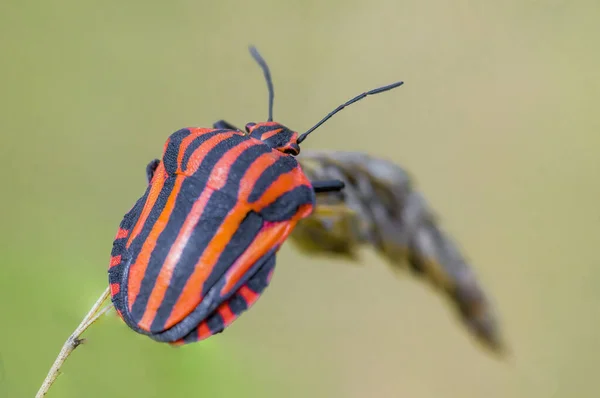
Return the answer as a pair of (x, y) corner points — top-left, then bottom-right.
(294, 150), (506, 355)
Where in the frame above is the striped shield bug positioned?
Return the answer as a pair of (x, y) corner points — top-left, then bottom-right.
(108, 46), (403, 345)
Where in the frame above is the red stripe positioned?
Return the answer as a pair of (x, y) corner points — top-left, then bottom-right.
(127, 174), (186, 310)
(110, 283), (121, 296)
(238, 285), (259, 306)
(126, 162), (167, 249)
(115, 228), (129, 240)
(218, 303), (236, 327)
(260, 128), (282, 140)
(197, 323), (212, 340)
(109, 255), (121, 268)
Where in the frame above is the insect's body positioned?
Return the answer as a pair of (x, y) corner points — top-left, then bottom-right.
(108, 46), (402, 344)
(109, 124), (315, 344)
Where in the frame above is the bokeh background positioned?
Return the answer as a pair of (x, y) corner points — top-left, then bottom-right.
(2, 1), (599, 397)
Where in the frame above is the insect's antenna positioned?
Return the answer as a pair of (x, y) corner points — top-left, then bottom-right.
(249, 46), (275, 122)
(297, 81), (404, 144)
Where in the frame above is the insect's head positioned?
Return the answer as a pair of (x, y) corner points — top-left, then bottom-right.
(245, 121), (300, 155)
(248, 46), (404, 156)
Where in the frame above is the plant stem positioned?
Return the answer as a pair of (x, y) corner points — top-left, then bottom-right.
(36, 287), (112, 398)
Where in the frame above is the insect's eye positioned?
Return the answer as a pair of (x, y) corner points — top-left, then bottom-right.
(245, 122), (256, 133)
(282, 143), (300, 156)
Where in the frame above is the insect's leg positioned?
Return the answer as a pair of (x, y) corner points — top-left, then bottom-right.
(146, 159), (160, 183)
(213, 120), (241, 130)
(310, 180), (353, 216)
(311, 179), (345, 193)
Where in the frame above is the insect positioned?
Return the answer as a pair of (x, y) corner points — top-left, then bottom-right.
(107, 46), (403, 345)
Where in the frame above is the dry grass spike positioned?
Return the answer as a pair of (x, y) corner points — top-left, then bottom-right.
(294, 150), (506, 355)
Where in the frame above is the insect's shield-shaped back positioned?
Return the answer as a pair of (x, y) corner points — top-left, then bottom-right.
(294, 150), (505, 356)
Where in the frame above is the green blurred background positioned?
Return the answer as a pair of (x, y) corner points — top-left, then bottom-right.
(1, 1), (599, 397)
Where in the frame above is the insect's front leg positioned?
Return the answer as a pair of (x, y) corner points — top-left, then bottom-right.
(146, 158), (160, 183)
(311, 179), (345, 193)
(309, 180), (351, 216)
(213, 120), (241, 131)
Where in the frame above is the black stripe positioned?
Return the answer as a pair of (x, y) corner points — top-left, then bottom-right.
(206, 312), (226, 335)
(247, 156), (299, 203)
(225, 295), (248, 324)
(163, 129), (192, 175)
(259, 185), (315, 222)
(181, 326), (201, 344)
(245, 251), (276, 295)
(263, 130), (295, 150)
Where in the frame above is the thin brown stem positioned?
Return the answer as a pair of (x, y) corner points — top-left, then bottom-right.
(36, 287), (112, 398)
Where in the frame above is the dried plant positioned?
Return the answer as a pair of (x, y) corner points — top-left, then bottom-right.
(294, 150), (505, 354)
(35, 288), (111, 397)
